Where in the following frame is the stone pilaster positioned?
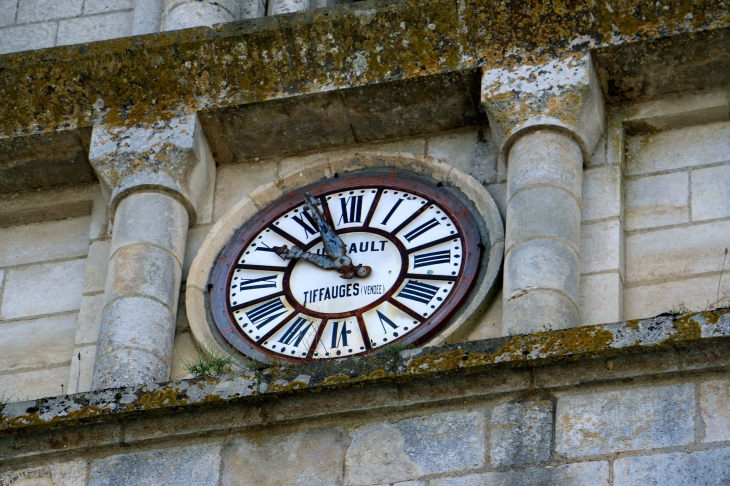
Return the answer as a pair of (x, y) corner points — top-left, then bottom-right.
(89, 115), (215, 389)
(482, 53), (605, 334)
(161, 0), (239, 31)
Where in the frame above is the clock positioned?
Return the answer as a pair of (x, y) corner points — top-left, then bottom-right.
(209, 171), (482, 364)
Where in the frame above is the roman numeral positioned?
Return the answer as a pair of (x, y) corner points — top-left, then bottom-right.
(330, 321), (351, 348)
(403, 218), (440, 242)
(397, 280), (439, 304)
(246, 298), (287, 329)
(375, 310), (399, 332)
(278, 317), (312, 347)
(380, 198), (404, 225)
(413, 249), (451, 268)
(291, 210), (319, 238)
(238, 274), (277, 292)
(338, 196), (363, 224)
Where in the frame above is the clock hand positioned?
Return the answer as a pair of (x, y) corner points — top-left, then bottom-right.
(273, 244), (371, 279)
(301, 192), (372, 279)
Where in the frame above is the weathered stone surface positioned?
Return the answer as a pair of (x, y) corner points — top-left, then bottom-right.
(268, 0), (309, 15)
(625, 172), (689, 231)
(214, 159), (278, 220)
(700, 380), (730, 443)
(0, 22), (58, 55)
(57, 11), (133, 46)
(0, 313), (76, 371)
(0, 459), (88, 485)
(691, 163), (730, 222)
(490, 399), (554, 466)
(17, 0), (83, 23)
(85, 0), (134, 14)
(162, 0), (236, 30)
(93, 348), (168, 390)
(625, 219), (730, 284)
(506, 186), (581, 251)
(83, 239), (110, 294)
(580, 272), (621, 326)
(426, 128), (497, 185)
(613, 448), (730, 486)
(468, 288), (503, 340)
(1, 259), (86, 319)
(67, 344), (96, 393)
(132, 0), (163, 34)
(580, 220), (622, 275)
(170, 331), (196, 380)
(0, 215), (90, 268)
(182, 224), (211, 280)
(345, 411), (485, 485)
(222, 428), (347, 486)
(432, 461), (609, 486)
(0, 365), (70, 401)
(0, 0), (17, 27)
(76, 293), (105, 344)
(556, 384), (695, 457)
(626, 120), (730, 176)
(581, 164), (620, 222)
(88, 444), (221, 486)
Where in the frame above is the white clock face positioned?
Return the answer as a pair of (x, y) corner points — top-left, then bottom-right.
(210, 175), (481, 364)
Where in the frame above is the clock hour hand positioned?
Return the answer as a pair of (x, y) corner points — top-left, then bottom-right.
(301, 192), (372, 279)
(273, 244), (371, 279)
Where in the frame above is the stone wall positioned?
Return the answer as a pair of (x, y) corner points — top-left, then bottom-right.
(2, 312), (730, 485)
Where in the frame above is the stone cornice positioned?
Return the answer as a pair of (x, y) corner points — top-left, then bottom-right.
(0, 0), (728, 139)
(1, 309), (729, 435)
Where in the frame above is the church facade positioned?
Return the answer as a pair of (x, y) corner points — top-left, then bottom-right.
(1, 0), (730, 484)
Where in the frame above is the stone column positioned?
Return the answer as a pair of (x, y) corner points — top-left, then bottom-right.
(268, 0), (309, 15)
(89, 115), (215, 389)
(162, 0), (239, 31)
(481, 53), (604, 334)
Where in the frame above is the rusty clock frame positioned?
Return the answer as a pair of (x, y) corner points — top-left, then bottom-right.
(209, 171), (483, 364)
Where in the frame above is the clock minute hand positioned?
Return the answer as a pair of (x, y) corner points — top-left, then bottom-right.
(273, 245), (336, 270)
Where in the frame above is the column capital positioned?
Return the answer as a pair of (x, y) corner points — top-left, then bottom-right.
(481, 52), (605, 162)
(89, 114), (215, 226)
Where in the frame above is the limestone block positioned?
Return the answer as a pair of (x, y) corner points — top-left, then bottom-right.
(468, 289), (502, 340)
(1, 259), (85, 319)
(0, 0), (17, 27)
(221, 428), (346, 486)
(0, 365), (69, 401)
(89, 189), (109, 240)
(0, 215), (90, 268)
(505, 238), (580, 304)
(105, 245), (181, 309)
(580, 220), (622, 275)
(92, 347), (168, 389)
(83, 240), (111, 294)
(485, 183), (506, 220)
(626, 120), (730, 176)
(556, 384), (695, 457)
(89, 115), (215, 226)
(625, 220), (730, 283)
(268, 0), (309, 15)
(85, 0), (134, 13)
(614, 448), (730, 486)
(75, 293), (105, 344)
(586, 135), (606, 168)
(503, 289), (580, 333)
(183, 224), (211, 280)
(0, 459), (88, 486)
(691, 163), (730, 221)
(162, 0), (236, 30)
(111, 193), (188, 261)
(170, 331), (196, 379)
(582, 165), (621, 222)
(366, 136), (426, 155)
(426, 129), (498, 184)
(506, 131), (583, 200)
(97, 297), (175, 363)
(432, 462), (609, 486)
(17, 0), (83, 22)
(132, 0), (163, 34)
(580, 272), (622, 326)
(89, 444), (221, 486)
(482, 52), (605, 160)
(490, 399), (554, 466)
(57, 11), (134, 45)
(506, 186), (581, 250)
(67, 344), (96, 393)
(240, 0), (266, 18)
(214, 159), (278, 222)
(625, 172), (689, 231)
(0, 22), (57, 55)
(0, 313), (76, 371)
(345, 411), (485, 485)
(700, 380), (730, 442)
(624, 272), (730, 320)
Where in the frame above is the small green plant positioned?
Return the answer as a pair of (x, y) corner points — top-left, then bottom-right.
(378, 343), (415, 357)
(184, 343), (237, 378)
(667, 302), (691, 315)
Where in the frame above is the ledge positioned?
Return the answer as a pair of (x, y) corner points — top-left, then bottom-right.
(0, 0), (728, 139)
(1, 309), (729, 434)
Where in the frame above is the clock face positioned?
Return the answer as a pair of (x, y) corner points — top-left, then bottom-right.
(209, 172), (482, 364)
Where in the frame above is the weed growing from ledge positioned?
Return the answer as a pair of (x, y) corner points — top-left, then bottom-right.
(184, 344), (236, 378)
(378, 343), (415, 357)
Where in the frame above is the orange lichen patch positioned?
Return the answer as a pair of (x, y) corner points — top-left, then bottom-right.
(63, 406), (106, 421)
(136, 387), (189, 409)
(4, 412), (44, 428)
(670, 315), (702, 342)
(268, 381), (310, 393)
